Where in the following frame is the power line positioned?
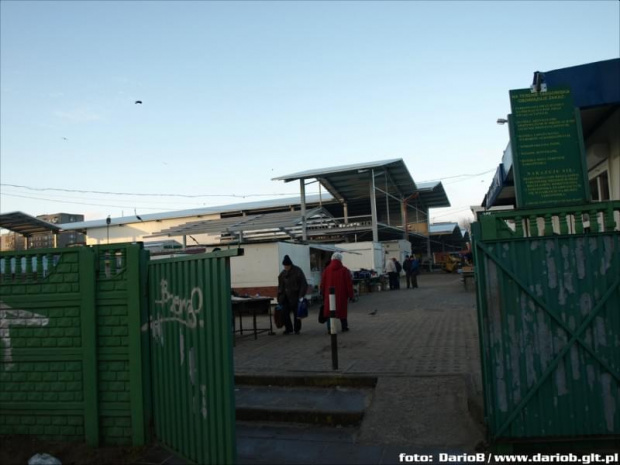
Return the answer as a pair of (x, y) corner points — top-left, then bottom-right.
(1, 192), (169, 210)
(1, 183), (315, 199)
(420, 168), (496, 183)
(430, 206), (474, 220)
(1, 187), (211, 207)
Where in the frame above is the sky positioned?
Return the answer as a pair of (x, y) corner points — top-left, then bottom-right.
(1, 0), (619, 226)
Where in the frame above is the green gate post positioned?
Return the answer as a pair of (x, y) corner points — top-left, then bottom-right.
(79, 247), (99, 447)
(126, 244), (147, 445)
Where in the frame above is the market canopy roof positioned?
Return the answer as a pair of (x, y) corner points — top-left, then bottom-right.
(273, 159), (418, 204)
(429, 222), (462, 236)
(415, 181), (451, 209)
(146, 207), (337, 241)
(273, 159), (450, 210)
(0, 211), (62, 236)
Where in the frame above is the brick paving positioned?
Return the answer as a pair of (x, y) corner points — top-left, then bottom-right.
(234, 273), (481, 394)
(233, 272), (486, 458)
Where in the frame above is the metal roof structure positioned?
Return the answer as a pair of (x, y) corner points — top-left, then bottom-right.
(273, 159), (450, 243)
(273, 159), (417, 204)
(429, 222), (461, 235)
(146, 207), (337, 243)
(60, 194), (335, 230)
(415, 181), (451, 209)
(428, 222), (468, 253)
(0, 211), (62, 236)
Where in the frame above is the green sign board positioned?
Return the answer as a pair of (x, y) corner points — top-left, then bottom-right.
(509, 87), (589, 208)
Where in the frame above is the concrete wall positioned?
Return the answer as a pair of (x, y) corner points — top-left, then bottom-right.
(0, 244), (148, 446)
(78, 213), (221, 246)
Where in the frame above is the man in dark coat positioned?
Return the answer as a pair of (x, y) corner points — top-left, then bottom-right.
(403, 255), (413, 289)
(277, 255), (308, 335)
(410, 255), (420, 288)
(320, 252), (354, 332)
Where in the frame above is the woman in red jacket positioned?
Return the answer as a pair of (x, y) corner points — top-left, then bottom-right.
(320, 252), (354, 332)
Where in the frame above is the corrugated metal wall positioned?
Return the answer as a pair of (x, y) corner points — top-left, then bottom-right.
(473, 202), (620, 443)
(146, 249), (240, 465)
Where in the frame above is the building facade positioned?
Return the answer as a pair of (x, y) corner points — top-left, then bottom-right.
(483, 59), (620, 215)
(0, 213), (85, 251)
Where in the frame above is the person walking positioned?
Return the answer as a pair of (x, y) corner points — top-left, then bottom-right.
(403, 255), (413, 289)
(394, 258), (402, 289)
(320, 252), (354, 332)
(385, 257), (398, 290)
(277, 255), (308, 335)
(410, 255), (420, 289)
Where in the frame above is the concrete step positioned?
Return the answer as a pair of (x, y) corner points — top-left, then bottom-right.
(235, 374), (378, 388)
(235, 384), (374, 426)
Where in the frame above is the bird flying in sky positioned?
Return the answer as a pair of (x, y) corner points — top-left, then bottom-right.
(134, 100), (142, 104)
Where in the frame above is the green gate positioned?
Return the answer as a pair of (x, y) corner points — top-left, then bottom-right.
(146, 249), (241, 464)
(473, 201), (620, 445)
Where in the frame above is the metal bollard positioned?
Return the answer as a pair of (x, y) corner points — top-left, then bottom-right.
(329, 286), (338, 370)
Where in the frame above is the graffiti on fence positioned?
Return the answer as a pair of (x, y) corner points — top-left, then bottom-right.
(0, 301), (50, 370)
(143, 279), (204, 346)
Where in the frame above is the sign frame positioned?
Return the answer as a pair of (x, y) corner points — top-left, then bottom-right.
(508, 87), (590, 209)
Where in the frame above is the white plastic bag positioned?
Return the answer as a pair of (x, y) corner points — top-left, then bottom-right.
(28, 453), (62, 465)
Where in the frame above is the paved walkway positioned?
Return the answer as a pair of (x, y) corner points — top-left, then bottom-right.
(235, 273), (481, 386)
(233, 272), (486, 462)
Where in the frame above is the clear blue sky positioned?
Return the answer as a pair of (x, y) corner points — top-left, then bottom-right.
(1, 0), (619, 224)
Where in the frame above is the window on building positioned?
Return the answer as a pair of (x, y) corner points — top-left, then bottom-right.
(589, 170), (610, 202)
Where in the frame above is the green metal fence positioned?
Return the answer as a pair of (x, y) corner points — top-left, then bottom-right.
(473, 201), (620, 445)
(0, 243), (149, 446)
(146, 249), (241, 465)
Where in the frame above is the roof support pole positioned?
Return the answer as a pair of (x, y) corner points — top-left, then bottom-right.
(182, 235), (187, 249)
(343, 202), (349, 223)
(53, 232), (58, 248)
(402, 193), (419, 242)
(426, 208), (432, 272)
(401, 198), (407, 240)
(370, 170), (379, 242)
(300, 179), (307, 241)
(385, 175), (390, 226)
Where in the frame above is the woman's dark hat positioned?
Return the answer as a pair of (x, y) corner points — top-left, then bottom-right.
(282, 255), (292, 266)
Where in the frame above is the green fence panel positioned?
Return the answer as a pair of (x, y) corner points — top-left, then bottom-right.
(146, 249), (241, 465)
(0, 248), (98, 444)
(473, 201), (620, 444)
(0, 243), (149, 447)
(92, 243), (150, 446)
